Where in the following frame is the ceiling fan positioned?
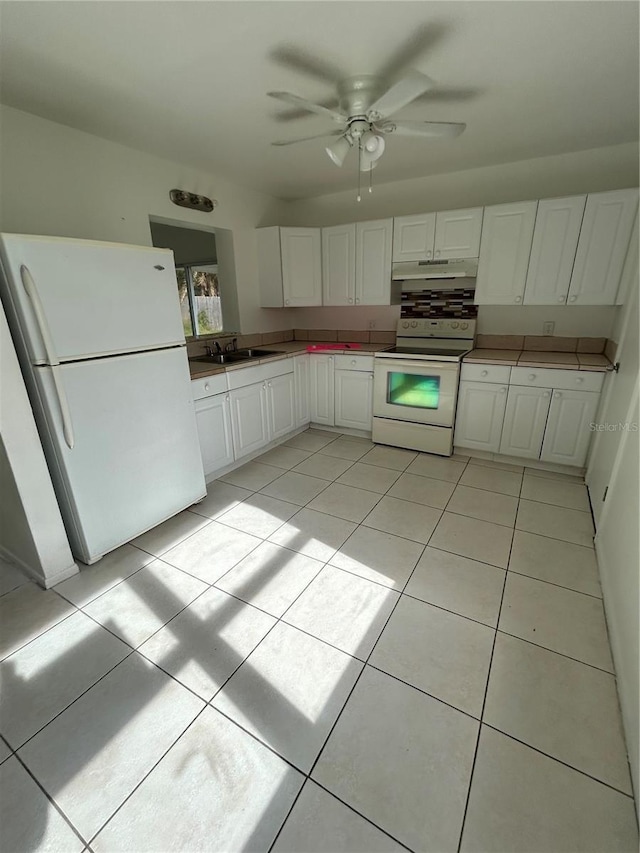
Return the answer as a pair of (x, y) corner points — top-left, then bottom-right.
(269, 69), (466, 175)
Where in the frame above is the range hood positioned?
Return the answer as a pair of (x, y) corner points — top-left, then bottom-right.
(392, 258), (478, 281)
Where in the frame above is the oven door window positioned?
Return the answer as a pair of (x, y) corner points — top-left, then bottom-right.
(387, 371), (440, 409)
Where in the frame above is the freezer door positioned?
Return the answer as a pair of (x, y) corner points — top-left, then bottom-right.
(0, 234), (184, 363)
(34, 347), (205, 563)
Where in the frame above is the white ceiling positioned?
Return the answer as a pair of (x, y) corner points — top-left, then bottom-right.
(0, 1), (638, 200)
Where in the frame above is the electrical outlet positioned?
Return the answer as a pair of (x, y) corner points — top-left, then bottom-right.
(543, 321), (555, 336)
(368, 320), (377, 330)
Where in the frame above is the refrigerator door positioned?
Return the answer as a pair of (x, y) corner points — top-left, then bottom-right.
(33, 347), (205, 563)
(0, 234), (184, 364)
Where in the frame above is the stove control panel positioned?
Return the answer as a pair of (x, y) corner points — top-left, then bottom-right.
(397, 318), (477, 339)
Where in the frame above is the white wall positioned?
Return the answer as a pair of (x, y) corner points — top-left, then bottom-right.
(284, 142), (638, 336)
(0, 304), (78, 587)
(0, 105), (292, 333)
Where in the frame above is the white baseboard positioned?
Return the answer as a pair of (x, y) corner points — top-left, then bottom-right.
(0, 544), (79, 590)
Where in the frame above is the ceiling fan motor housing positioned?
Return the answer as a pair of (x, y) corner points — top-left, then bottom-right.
(338, 75), (383, 117)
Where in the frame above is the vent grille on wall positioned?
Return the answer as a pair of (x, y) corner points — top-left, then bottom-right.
(401, 288), (477, 319)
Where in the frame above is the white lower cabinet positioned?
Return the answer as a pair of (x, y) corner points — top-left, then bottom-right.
(310, 354), (335, 426)
(499, 385), (552, 459)
(194, 393), (234, 477)
(335, 369), (374, 431)
(540, 389), (601, 467)
(266, 372), (296, 440)
(229, 382), (270, 460)
(294, 354), (310, 425)
(454, 381), (508, 452)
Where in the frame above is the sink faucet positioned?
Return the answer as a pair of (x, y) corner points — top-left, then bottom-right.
(225, 338), (237, 353)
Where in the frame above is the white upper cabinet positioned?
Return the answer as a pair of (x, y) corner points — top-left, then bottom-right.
(433, 208), (483, 260)
(355, 219), (393, 305)
(322, 224), (356, 306)
(392, 208), (482, 262)
(567, 188), (639, 305)
(475, 201), (538, 305)
(257, 226), (322, 307)
(392, 213), (436, 261)
(523, 195), (586, 305)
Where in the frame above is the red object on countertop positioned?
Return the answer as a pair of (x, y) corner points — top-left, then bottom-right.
(306, 343), (363, 351)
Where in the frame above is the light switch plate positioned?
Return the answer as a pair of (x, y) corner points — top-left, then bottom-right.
(543, 321), (555, 336)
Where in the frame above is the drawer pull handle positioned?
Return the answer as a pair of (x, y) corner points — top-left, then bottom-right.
(576, 377), (584, 384)
(528, 374), (536, 380)
(204, 383), (210, 391)
(481, 370), (488, 377)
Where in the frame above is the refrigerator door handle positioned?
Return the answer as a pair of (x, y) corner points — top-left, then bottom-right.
(21, 265), (75, 449)
(51, 365), (76, 449)
(20, 264), (60, 366)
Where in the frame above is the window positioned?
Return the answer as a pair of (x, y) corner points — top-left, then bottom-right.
(175, 263), (223, 337)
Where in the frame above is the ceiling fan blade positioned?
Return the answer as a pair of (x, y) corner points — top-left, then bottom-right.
(376, 22), (448, 82)
(270, 45), (345, 84)
(271, 130), (343, 147)
(386, 120), (467, 138)
(267, 91), (346, 123)
(367, 70), (436, 119)
(413, 86), (481, 104)
(273, 98), (342, 123)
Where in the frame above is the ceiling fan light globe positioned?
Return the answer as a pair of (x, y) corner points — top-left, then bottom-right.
(325, 136), (352, 167)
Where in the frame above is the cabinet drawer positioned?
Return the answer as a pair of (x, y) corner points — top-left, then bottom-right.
(227, 358), (293, 390)
(461, 363), (511, 384)
(191, 372), (228, 400)
(334, 354), (375, 372)
(510, 366), (604, 392)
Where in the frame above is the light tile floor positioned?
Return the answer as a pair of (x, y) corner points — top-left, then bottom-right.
(0, 429), (638, 852)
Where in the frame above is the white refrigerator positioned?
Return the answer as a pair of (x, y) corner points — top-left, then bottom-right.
(0, 233), (206, 564)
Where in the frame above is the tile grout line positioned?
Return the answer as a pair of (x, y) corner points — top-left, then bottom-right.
(454, 457), (520, 853)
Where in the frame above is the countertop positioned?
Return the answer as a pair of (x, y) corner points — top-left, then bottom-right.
(189, 341), (388, 379)
(463, 348), (612, 371)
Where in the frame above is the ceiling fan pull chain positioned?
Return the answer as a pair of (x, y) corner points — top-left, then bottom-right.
(357, 144), (362, 202)
(369, 162), (373, 194)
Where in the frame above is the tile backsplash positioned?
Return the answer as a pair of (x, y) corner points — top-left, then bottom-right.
(401, 288), (478, 319)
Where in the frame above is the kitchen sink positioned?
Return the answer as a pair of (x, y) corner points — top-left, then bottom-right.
(193, 348), (281, 365)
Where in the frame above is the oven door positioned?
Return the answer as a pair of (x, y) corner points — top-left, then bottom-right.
(373, 358), (459, 427)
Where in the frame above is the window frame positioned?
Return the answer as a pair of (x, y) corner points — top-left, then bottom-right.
(176, 259), (224, 339)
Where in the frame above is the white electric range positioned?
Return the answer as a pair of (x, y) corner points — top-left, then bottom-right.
(372, 318), (476, 456)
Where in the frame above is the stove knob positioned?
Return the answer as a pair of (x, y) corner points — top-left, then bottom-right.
(460, 322), (469, 330)
(402, 321), (410, 328)
(450, 322), (459, 329)
(411, 321), (418, 328)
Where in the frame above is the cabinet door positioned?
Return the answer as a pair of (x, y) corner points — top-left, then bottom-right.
(322, 224), (356, 305)
(475, 201), (538, 304)
(335, 370), (374, 431)
(356, 219), (393, 305)
(281, 227), (322, 307)
(294, 354), (310, 425)
(434, 208), (483, 260)
(392, 213), (436, 261)
(229, 382), (270, 459)
(309, 355), (335, 426)
(499, 385), (551, 459)
(194, 393), (234, 477)
(523, 195), (586, 305)
(541, 389), (601, 468)
(454, 381), (508, 452)
(266, 372), (296, 441)
(567, 189), (638, 305)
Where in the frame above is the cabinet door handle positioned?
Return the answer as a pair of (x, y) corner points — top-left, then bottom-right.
(355, 297), (360, 304)
(348, 298), (353, 303)
(285, 299), (290, 305)
(499, 387), (507, 393)
(225, 395), (229, 402)
(554, 391), (562, 398)
(268, 382), (272, 387)
(543, 391), (550, 398)
(426, 249), (432, 258)
(558, 296), (565, 303)
(514, 295), (522, 303)
(329, 356), (333, 362)
(568, 295), (577, 302)
(434, 249), (441, 258)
